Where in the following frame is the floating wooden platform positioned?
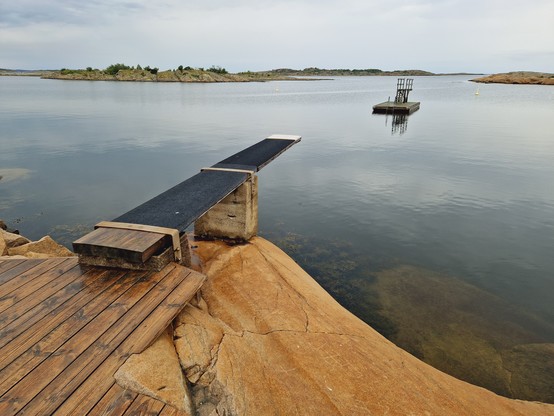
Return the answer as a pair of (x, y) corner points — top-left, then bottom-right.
(372, 101), (420, 115)
(0, 257), (205, 415)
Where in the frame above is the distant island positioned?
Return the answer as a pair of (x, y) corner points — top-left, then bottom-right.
(1, 64), (481, 83)
(471, 71), (554, 85)
(256, 68), (439, 76)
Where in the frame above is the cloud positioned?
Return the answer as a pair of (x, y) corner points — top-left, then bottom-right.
(1, 0), (553, 72)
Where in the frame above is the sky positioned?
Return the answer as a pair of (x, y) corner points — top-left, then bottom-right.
(1, 0), (553, 74)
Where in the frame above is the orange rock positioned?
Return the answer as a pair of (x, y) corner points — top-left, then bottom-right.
(7, 235), (74, 258)
(114, 328), (193, 414)
(174, 237), (554, 416)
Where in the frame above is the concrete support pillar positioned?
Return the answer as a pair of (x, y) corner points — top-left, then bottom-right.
(194, 175), (258, 241)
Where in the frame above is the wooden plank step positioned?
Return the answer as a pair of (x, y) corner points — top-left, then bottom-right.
(73, 227), (168, 264)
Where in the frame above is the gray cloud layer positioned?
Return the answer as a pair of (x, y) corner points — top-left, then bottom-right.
(1, 0), (553, 72)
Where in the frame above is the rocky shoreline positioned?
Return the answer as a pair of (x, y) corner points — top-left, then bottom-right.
(0, 220), (74, 259)
(40, 69), (304, 83)
(2, 224), (553, 415)
(471, 71), (554, 85)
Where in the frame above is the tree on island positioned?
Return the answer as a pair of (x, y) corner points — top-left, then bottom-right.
(209, 65), (228, 74)
(105, 63), (131, 75)
(143, 66), (159, 75)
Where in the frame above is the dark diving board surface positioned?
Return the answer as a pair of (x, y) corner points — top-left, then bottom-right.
(212, 135), (301, 172)
(114, 170), (248, 232)
(113, 135), (300, 232)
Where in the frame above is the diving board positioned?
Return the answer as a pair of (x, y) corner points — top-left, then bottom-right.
(72, 134), (300, 270)
(113, 135), (300, 231)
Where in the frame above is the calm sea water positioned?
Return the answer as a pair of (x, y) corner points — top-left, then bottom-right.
(1, 75), (554, 335)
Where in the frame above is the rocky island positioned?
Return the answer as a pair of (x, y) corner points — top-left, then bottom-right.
(3, 65), (477, 83)
(39, 65), (299, 83)
(471, 71), (554, 85)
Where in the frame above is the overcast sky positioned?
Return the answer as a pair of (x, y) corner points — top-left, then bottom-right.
(1, 0), (553, 73)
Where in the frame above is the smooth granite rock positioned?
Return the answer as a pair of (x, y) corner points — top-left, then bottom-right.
(173, 237), (554, 416)
(8, 235), (75, 258)
(1, 229), (30, 249)
(0, 234), (7, 256)
(114, 327), (193, 414)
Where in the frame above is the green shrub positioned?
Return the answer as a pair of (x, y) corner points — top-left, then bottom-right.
(209, 65), (228, 74)
(105, 63), (131, 75)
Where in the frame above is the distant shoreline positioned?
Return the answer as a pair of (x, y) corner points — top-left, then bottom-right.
(471, 71), (554, 85)
(1, 67), (484, 83)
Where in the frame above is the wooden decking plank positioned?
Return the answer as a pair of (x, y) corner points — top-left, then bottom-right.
(27, 265), (191, 415)
(0, 268), (147, 395)
(122, 393), (165, 415)
(0, 267), (128, 370)
(0, 259), (44, 286)
(73, 228), (167, 263)
(85, 383), (137, 416)
(0, 258), (78, 315)
(0, 259), (26, 274)
(52, 267), (205, 415)
(6, 265), (180, 415)
(0, 258), (67, 300)
(0, 263), (113, 349)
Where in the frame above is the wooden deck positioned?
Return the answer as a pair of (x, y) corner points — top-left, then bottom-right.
(0, 257), (205, 415)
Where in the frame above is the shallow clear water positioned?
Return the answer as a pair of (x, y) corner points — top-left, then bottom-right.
(1, 75), (554, 334)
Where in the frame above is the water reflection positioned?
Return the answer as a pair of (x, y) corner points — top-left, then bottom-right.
(388, 113), (409, 135)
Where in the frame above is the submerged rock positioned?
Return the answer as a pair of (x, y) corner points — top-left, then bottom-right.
(172, 237), (554, 416)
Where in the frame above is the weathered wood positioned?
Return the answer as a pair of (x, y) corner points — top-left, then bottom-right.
(372, 101), (420, 114)
(0, 262), (82, 337)
(17, 265), (184, 415)
(0, 259), (43, 286)
(0, 267), (148, 399)
(158, 405), (190, 416)
(0, 259), (205, 415)
(0, 266), (162, 412)
(76, 231), (192, 271)
(0, 262), (112, 348)
(0, 266), (131, 371)
(73, 227), (168, 263)
(52, 268), (206, 415)
(0, 258), (77, 315)
(123, 393), (165, 415)
(85, 383), (137, 416)
(0, 259), (26, 274)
